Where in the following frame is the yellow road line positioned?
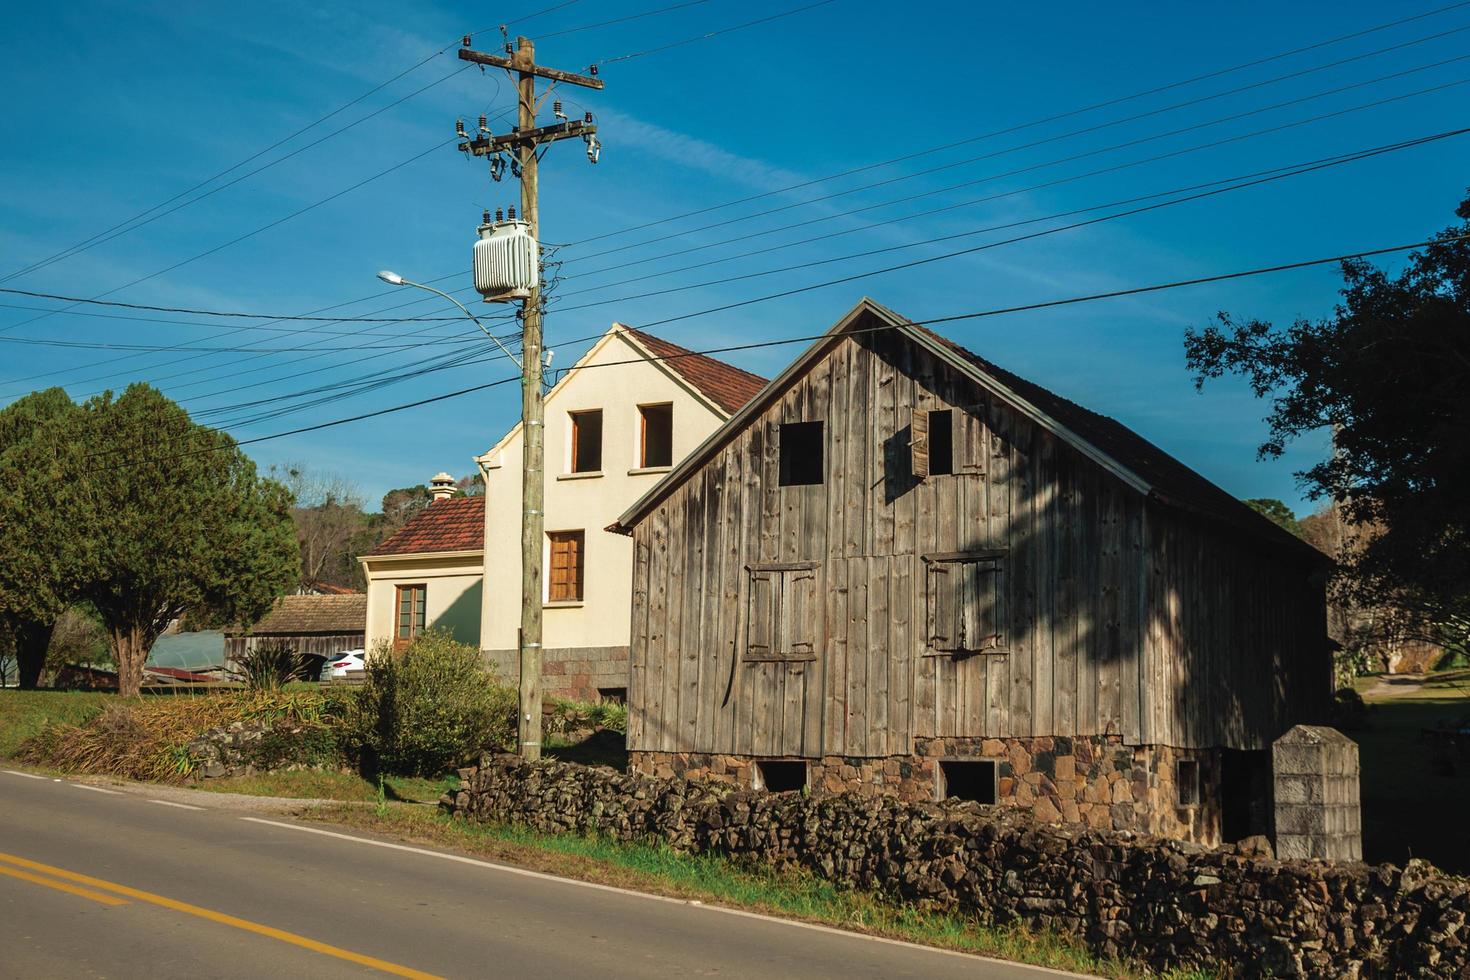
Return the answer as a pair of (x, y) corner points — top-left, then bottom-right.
(0, 852), (441, 979)
(0, 863), (129, 907)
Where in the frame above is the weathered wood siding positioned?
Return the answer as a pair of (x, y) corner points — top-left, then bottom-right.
(628, 326), (1325, 757)
(224, 632), (365, 662)
(1143, 504), (1329, 750)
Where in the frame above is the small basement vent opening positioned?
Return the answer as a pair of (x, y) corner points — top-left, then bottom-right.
(778, 421), (824, 486)
(1176, 759), (1201, 807)
(755, 759), (808, 793)
(597, 687), (627, 704)
(939, 760), (998, 804)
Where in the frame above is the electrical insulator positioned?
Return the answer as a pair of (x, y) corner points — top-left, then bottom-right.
(508, 206), (517, 220)
(461, 34), (471, 47)
(589, 64), (598, 76)
(482, 209), (491, 223)
(584, 111), (593, 123)
(504, 42), (513, 54)
(553, 100), (567, 123)
(490, 154), (506, 182)
(495, 208), (504, 222)
(585, 132), (601, 165)
(455, 119), (466, 138)
(478, 114), (488, 134)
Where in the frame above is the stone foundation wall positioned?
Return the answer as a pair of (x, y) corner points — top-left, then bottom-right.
(483, 645), (629, 702)
(630, 736), (1222, 844)
(444, 753), (1469, 978)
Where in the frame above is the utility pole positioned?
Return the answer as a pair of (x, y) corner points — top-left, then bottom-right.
(457, 36), (603, 761)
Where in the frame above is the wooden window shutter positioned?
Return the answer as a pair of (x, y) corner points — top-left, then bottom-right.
(953, 405), (987, 475)
(910, 406), (930, 479)
(746, 568), (778, 660)
(927, 561), (958, 652)
(784, 567), (819, 658)
(960, 560), (1003, 652)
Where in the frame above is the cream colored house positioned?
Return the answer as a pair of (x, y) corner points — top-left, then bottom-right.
(360, 475), (485, 654)
(361, 325), (765, 700)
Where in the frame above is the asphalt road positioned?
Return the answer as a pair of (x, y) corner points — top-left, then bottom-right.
(0, 770), (1079, 980)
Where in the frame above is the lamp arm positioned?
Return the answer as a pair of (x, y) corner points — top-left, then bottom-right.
(401, 279), (523, 371)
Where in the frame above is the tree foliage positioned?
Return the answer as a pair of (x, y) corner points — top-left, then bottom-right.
(79, 384), (299, 695)
(1187, 193), (1470, 648)
(1243, 498), (1304, 539)
(0, 388), (93, 687)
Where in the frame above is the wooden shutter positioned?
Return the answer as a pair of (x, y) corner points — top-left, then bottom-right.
(549, 531), (584, 602)
(927, 561), (958, 652)
(746, 568), (778, 660)
(910, 407), (930, 479)
(954, 404), (987, 475)
(960, 560), (1002, 652)
(784, 567), (819, 659)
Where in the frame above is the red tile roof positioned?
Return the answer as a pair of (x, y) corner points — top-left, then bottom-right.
(621, 326), (767, 414)
(364, 495), (485, 557)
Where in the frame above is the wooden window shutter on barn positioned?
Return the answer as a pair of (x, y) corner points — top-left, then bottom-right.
(924, 551), (1006, 655)
(746, 568), (778, 660)
(953, 404), (988, 475)
(744, 562), (820, 662)
(784, 566), (819, 658)
(910, 407), (930, 479)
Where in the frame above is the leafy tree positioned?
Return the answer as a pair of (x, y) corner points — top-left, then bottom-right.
(0, 388), (92, 688)
(1243, 498), (1304, 539)
(80, 385), (299, 696)
(379, 483), (431, 529)
(1186, 192), (1470, 650)
(271, 463), (374, 590)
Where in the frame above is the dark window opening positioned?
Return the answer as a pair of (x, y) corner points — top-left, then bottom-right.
(939, 760), (997, 804)
(778, 421), (824, 486)
(639, 403), (673, 468)
(928, 410), (953, 475)
(570, 410), (603, 473)
(1176, 759), (1201, 807)
(755, 759), (808, 793)
(597, 687), (627, 704)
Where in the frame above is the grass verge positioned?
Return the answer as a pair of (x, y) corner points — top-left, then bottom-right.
(0, 690), (112, 757)
(306, 803), (1213, 980)
(1358, 680), (1470, 873)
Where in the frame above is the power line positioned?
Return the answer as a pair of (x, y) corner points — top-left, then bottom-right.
(539, 0), (712, 39)
(0, 287), (472, 322)
(567, 0), (1470, 246)
(567, 41), (1470, 267)
(124, 231), (1470, 465)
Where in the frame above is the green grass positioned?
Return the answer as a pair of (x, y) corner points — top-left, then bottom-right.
(1357, 679), (1470, 873)
(195, 769), (458, 803)
(310, 804), (1213, 980)
(0, 689), (113, 757)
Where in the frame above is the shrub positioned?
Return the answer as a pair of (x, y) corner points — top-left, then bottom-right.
(355, 631), (516, 776)
(19, 690), (353, 781)
(1330, 686), (1371, 731)
(544, 697), (628, 738)
(229, 642), (316, 690)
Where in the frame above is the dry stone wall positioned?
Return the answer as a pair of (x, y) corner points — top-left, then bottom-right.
(443, 753), (1469, 978)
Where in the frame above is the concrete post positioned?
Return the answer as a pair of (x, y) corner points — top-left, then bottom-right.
(1272, 725), (1362, 862)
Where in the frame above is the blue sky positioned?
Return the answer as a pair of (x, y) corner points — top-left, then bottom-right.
(1, 0), (1466, 516)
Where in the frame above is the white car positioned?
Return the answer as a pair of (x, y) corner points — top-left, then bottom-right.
(323, 649), (366, 679)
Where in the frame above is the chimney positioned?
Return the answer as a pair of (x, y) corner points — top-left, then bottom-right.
(429, 472), (457, 503)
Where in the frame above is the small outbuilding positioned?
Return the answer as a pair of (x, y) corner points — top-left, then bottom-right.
(225, 593), (367, 676)
(609, 298), (1332, 845)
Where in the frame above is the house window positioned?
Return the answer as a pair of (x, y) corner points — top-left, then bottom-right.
(548, 530), (585, 603)
(394, 584), (426, 650)
(924, 551), (1006, 655)
(570, 410), (603, 473)
(778, 421), (823, 486)
(638, 403), (673, 469)
(744, 562), (819, 662)
(1176, 759), (1201, 807)
(755, 759), (808, 793)
(939, 760), (998, 804)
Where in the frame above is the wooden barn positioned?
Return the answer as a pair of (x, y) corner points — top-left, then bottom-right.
(225, 593), (367, 677)
(609, 299), (1332, 845)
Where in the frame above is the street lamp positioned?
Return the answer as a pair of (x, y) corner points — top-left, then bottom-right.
(376, 270), (522, 370)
